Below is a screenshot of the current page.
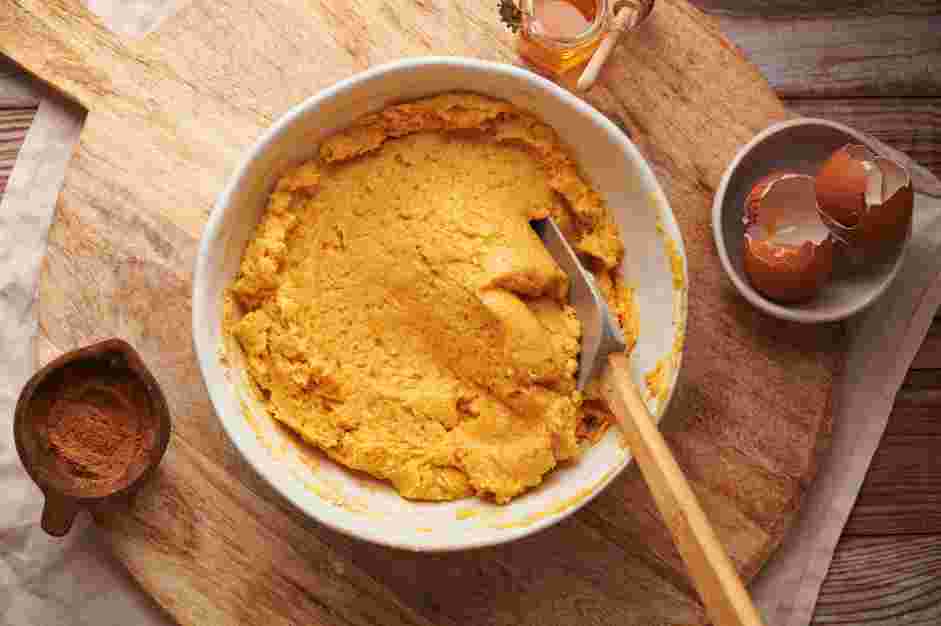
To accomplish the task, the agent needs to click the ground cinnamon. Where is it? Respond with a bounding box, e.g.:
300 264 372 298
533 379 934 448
40 364 154 490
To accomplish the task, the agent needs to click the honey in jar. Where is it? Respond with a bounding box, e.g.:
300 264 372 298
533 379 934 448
518 0 609 75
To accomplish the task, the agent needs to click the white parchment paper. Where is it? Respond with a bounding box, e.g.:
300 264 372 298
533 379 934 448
1 3 939 625
0 5 179 626
0 88 173 626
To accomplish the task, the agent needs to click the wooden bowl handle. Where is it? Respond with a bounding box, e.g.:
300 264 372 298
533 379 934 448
601 353 766 626
41 493 80 537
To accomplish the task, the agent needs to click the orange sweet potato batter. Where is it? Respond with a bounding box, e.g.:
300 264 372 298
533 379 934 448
227 94 634 503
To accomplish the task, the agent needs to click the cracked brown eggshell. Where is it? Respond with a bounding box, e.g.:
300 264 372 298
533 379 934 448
743 172 834 303
816 144 913 253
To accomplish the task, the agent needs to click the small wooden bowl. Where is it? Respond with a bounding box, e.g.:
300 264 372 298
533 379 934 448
14 339 171 536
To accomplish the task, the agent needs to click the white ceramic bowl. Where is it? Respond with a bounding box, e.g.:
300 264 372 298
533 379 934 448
194 57 687 551
713 117 910 323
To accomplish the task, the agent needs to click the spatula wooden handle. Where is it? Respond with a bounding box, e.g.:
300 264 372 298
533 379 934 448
601 353 766 626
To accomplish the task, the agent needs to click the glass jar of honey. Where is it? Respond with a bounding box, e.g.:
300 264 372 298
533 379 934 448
518 0 609 76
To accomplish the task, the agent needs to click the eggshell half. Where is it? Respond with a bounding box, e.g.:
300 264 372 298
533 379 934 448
744 237 835 303
743 172 834 303
816 144 913 253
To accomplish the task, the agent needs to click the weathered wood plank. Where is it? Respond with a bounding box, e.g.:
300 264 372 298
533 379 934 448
844 367 941 536
0 56 41 108
0 107 36 195
786 98 941 180
847 433 941 535
911 322 941 370
702 13 941 97
694 1 941 98
899 370 941 396
0 56 40 195
694 0 941 18
813 535 941 625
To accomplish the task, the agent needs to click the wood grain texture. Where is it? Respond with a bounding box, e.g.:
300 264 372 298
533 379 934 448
0 56 41 108
843 368 941 537
693 0 941 98
911 320 941 370
0 0 837 625
786 98 941 181
813 535 941 625
0 107 34 194
694 0 941 18
0 57 38 194
703 13 941 97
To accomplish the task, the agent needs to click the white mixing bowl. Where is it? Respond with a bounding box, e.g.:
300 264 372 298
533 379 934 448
193 57 687 551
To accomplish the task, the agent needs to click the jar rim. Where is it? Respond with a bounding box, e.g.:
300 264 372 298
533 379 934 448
523 0 609 48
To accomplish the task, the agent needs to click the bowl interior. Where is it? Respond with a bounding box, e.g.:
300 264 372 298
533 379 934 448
194 58 686 551
714 119 909 323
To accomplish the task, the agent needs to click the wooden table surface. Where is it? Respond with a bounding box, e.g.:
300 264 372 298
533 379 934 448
2 1 939 624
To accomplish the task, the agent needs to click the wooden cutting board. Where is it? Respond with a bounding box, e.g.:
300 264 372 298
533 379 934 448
1 1 841 624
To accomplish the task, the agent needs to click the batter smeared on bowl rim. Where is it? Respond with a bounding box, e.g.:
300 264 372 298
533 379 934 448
225 93 635 503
